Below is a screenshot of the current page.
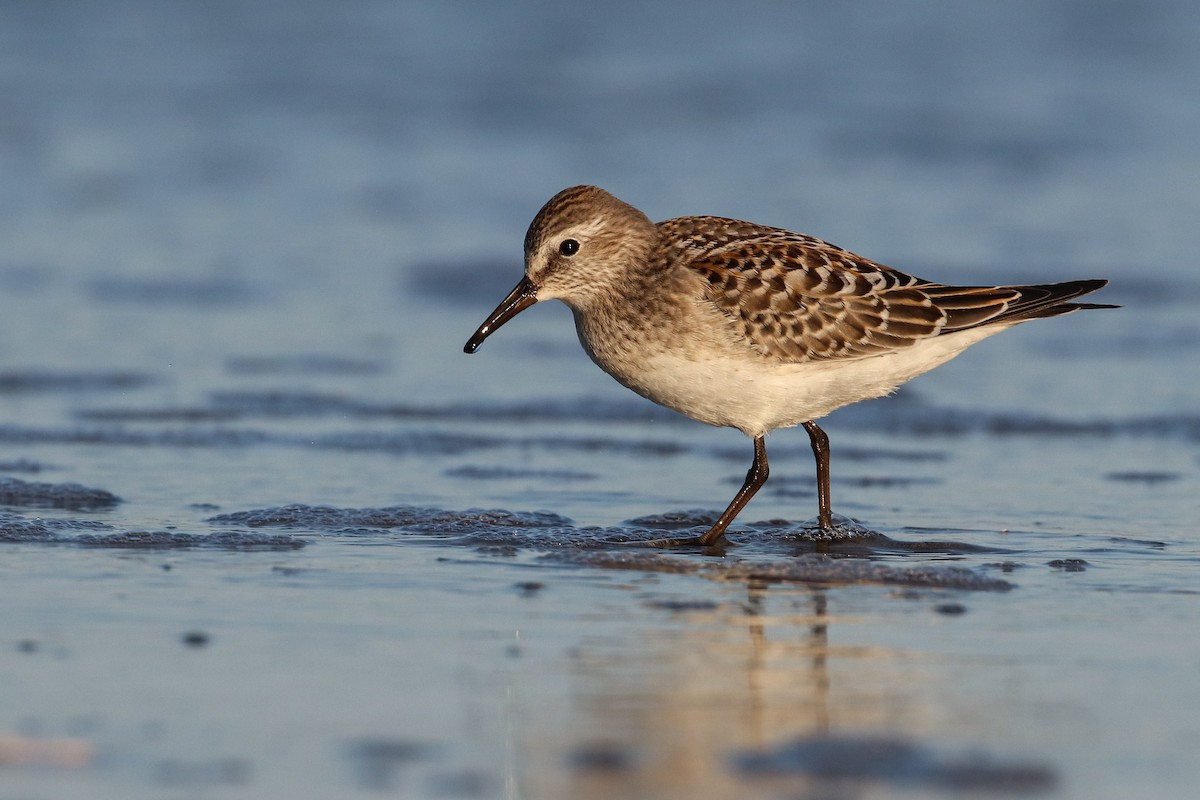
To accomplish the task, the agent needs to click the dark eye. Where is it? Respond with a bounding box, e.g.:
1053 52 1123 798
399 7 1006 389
558 239 580 257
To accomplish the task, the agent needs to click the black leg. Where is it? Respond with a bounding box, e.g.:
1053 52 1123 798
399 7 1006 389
695 435 769 546
802 421 832 529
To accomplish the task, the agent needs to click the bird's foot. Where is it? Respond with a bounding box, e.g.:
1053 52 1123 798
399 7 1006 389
796 514 877 541
631 532 728 549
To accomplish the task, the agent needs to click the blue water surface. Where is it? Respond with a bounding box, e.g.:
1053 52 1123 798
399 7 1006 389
0 2 1196 798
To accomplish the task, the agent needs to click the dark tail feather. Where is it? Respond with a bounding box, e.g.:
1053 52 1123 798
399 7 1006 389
994 279 1116 324
926 278 1115 331
1014 299 1120 321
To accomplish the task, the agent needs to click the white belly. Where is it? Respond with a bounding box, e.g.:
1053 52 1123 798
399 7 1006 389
588 326 1006 437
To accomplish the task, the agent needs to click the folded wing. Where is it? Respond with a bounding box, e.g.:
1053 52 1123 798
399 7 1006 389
663 217 1110 363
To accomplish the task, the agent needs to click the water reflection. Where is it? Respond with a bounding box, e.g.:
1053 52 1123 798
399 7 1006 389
535 584 1049 798
547 584 837 798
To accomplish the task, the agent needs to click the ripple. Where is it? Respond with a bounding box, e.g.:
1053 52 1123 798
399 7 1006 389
88 276 255 306
0 514 59 542
547 549 1012 591
1105 471 1181 484
225 354 385 377
76 530 305 550
734 733 1054 792
205 503 1012 590
0 477 120 511
443 465 596 481
0 459 50 473
0 370 153 393
0 511 301 550
207 503 572 530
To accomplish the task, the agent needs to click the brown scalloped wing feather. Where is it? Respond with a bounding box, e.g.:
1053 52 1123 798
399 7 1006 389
662 217 1107 362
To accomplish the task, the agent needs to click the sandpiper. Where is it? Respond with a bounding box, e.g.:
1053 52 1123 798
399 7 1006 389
464 186 1113 546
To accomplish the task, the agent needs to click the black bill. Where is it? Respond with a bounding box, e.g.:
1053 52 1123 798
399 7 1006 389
463 276 539 354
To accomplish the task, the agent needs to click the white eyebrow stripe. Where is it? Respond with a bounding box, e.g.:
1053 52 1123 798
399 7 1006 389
560 218 608 243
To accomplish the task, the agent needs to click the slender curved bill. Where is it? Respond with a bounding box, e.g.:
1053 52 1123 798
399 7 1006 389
463 276 539 354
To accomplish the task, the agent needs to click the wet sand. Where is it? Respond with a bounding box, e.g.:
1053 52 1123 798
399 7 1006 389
3 309 1196 798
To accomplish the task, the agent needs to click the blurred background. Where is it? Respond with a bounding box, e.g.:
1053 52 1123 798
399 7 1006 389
2 1 1195 423
1 2 1197 798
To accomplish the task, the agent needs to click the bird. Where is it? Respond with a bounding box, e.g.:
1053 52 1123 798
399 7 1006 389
464 185 1113 546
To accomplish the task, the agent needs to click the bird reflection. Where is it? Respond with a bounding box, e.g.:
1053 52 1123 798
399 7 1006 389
551 582 841 799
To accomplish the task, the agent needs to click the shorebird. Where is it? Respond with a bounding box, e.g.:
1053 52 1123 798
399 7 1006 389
465 186 1112 545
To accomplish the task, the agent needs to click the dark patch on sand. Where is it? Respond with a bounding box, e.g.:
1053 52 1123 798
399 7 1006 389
444 465 597 481
76 408 243 423
1105 471 1180 484
0 510 303 550
0 477 120 511
208 503 572 531
346 737 443 791
207 503 1012 591
0 459 50 473
734 733 1054 793
564 551 1013 591
567 741 636 774
0 370 152 393
76 530 305 550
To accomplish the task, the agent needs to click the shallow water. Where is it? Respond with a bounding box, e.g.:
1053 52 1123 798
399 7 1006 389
1 2 1198 798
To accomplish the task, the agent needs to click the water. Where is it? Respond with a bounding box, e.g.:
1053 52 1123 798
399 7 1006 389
1 1 1197 798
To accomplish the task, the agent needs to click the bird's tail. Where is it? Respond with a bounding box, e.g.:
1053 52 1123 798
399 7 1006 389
924 278 1116 332
992 279 1117 323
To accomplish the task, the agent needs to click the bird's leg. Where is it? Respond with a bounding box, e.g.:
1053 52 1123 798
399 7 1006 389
694 435 769 546
802 420 832 529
